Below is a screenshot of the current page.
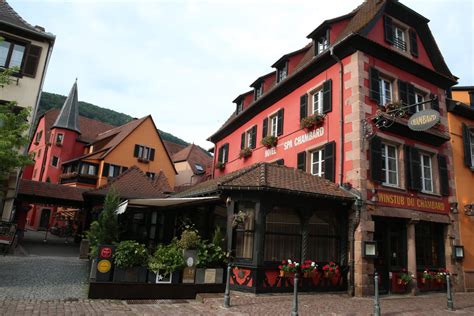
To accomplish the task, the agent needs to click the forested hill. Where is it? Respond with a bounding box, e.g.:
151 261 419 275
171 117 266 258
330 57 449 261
38 92 189 146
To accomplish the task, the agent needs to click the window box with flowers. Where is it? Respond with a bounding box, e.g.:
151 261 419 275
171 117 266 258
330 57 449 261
300 114 325 130
421 268 433 284
261 135 278 148
434 268 449 284
301 260 318 278
322 261 339 279
239 147 252 159
278 259 299 278
397 269 413 286
216 162 226 170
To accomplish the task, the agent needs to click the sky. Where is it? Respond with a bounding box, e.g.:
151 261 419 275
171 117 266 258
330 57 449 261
10 0 474 149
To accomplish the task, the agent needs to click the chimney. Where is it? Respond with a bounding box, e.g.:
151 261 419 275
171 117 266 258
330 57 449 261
34 25 45 32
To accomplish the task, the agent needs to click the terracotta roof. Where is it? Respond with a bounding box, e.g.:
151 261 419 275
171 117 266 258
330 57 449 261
172 144 212 175
163 140 187 157
17 179 88 202
38 109 115 144
85 166 170 199
175 162 354 201
0 0 55 40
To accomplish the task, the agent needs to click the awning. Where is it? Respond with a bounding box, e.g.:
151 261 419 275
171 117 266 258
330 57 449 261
127 196 221 208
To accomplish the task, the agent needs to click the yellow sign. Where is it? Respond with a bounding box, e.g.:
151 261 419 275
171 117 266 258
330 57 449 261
377 191 448 213
97 259 112 273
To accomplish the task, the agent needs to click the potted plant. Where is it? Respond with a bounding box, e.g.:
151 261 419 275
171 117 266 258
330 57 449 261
261 135 278 148
216 162 226 170
278 259 299 278
239 147 252 159
397 269 413 286
113 240 148 282
195 236 228 284
322 261 339 279
434 268 449 284
421 268 433 284
301 260 318 278
232 210 248 228
300 114 325 130
148 241 185 283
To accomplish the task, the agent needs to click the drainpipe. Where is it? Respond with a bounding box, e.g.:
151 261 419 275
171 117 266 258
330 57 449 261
329 47 344 186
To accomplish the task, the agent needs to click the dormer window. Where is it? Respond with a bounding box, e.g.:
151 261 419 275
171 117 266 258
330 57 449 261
236 100 244 115
277 62 288 83
317 36 329 55
393 25 407 51
254 83 263 100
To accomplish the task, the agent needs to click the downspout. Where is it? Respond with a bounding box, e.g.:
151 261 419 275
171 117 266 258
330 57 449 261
329 47 344 186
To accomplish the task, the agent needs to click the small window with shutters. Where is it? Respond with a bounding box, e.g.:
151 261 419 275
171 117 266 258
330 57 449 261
217 143 229 164
301 80 332 120
134 144 155 162
297 142 336 182
241 125 257 150
263 108 284 138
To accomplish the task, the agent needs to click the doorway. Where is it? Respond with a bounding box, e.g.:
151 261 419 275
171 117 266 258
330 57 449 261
39 208 51 230
373 217 407 294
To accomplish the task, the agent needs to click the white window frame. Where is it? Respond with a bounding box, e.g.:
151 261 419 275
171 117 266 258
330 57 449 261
317 36 329 54
312 88 324 115
420 153 433 193
255 84 263 99
380 78 393 106
219 146 227 164
415 93 425 112
245 128 253 148
236 101 244 115
310 148 325 177
393 26 407 51
137 145 152 160
277 62 288 82
381 143 399 187
270 114 279 137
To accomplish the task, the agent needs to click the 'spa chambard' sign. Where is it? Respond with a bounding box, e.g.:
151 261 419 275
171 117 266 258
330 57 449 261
408 109 440 131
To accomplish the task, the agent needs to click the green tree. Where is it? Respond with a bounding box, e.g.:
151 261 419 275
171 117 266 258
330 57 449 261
86 187 120 256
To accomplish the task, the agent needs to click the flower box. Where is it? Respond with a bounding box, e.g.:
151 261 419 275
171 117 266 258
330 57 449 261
239 147 252 159
279 270 295 278
147 270 181 284
113 266 147 283
195 268 224 284
216 162 226 170
300 114 325 130
261 136 278 148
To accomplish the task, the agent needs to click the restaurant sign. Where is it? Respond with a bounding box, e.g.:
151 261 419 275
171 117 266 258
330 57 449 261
408 109 440 131
375 190 448 213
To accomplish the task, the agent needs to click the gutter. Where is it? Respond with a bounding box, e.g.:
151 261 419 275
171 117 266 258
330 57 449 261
329 47 344 186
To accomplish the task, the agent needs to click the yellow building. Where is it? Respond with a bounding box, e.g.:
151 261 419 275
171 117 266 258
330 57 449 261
448 86 474 291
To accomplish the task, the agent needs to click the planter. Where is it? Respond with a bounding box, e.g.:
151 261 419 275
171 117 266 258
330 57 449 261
113 266 147 283
196 268 224 284
279 270 295 278
89 258 97 281
303 271 317 278
79 239 90 259
148 270 181 284
324 271 335 279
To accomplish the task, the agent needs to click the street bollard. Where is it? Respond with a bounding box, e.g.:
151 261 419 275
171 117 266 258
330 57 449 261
224 262 232 308
291 272 299 316
374 272 381 316
447 274 454 311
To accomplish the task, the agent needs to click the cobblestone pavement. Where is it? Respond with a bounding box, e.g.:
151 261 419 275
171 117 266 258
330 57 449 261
1 292 474 315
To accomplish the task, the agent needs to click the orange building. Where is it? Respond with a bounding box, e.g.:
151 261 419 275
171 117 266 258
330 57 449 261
448 86 474 291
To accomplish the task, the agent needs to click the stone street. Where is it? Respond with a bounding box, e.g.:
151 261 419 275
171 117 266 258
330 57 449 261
2 292 474 315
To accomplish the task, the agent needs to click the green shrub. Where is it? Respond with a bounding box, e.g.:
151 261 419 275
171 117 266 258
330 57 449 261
148 242 185 276
113 240 148 269
176 226 201 250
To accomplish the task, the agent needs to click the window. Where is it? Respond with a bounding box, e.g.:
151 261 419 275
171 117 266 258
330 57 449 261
415 222 444 268
146 172 155 179
235 100 244 115
217 143 229 164
134 145 155 161
312 88 324 114
51 156 59 167
55 133 64 145
242 126 257 149
415 93 425 112
37 149 41 159
0 39 26 69
195 164 204 173
277 62 288 83
33 168 37 178
264 207 301 262
108 165 121 178
254 83 263 100
307 212 339 262
393 26 407 51
270 114 278 137
317 35 329 54
310 148 325 177
80 163 97 176
381 144 398 186
420 154 433 193
380 78 392 106
34 130 42 144
235 202 255 260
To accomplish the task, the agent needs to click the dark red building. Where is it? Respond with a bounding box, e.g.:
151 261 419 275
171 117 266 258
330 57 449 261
208 0 463 295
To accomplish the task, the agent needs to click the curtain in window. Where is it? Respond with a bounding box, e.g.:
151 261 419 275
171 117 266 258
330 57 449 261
415 222 444 268
264 207 301 261
235 202 255 259
307 213 338 262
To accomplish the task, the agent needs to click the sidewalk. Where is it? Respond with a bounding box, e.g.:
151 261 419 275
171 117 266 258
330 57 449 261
1 292 474 315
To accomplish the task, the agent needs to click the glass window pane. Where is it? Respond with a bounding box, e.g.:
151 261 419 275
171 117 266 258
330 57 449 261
264 207 301 261
0 41 10 66
10 44 25 68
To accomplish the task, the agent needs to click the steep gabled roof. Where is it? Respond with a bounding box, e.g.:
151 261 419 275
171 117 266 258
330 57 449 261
163 140 187 157
0 0 55 41
209 0 457 143
175 162 354 200
85 166 170 199
52 81 81 134
172 144 212 175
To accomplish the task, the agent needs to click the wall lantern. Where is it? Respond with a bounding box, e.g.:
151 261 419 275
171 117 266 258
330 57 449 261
464 204 474 216
363 241 377 258
453 245 464 260
450 202 458 214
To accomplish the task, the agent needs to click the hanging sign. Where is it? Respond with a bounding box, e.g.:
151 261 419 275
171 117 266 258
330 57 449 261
408 109 440 131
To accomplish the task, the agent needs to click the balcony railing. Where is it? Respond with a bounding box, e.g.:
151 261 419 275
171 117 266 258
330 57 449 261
393 37 407 51
60 172 98 185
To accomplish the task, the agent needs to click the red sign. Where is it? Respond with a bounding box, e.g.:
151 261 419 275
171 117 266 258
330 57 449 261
100 247 112 259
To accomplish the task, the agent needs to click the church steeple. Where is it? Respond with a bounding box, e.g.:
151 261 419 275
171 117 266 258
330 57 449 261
52 79 81 134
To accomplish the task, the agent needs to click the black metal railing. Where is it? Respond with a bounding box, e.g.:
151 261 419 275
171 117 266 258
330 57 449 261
393 37 407 51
